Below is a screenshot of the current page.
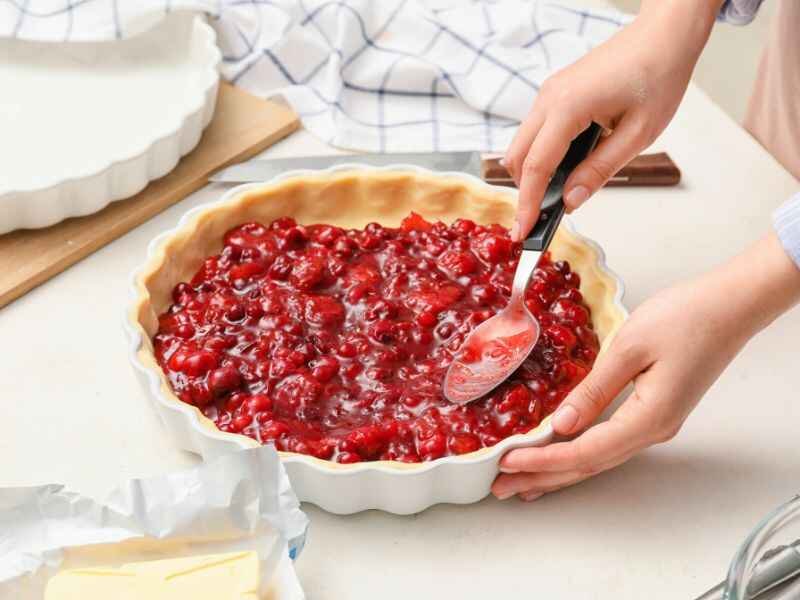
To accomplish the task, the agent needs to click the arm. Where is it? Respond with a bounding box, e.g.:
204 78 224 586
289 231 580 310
505 0 723 241
492 195 800 501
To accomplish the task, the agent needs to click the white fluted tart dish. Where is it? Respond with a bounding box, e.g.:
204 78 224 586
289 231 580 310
0 13 219 234
125 164 626 514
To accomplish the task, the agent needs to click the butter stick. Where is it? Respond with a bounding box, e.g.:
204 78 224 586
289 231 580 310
45 551 259 600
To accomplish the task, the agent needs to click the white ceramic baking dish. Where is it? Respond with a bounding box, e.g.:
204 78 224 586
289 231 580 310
124 164 628 515
0 13 220 234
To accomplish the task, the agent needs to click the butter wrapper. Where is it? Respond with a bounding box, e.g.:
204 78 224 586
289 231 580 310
0 446 309 599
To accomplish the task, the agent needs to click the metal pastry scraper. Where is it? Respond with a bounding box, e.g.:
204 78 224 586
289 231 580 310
209 150 681 187
443 122 603 405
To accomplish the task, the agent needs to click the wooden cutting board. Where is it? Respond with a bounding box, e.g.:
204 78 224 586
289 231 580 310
0 82 299 309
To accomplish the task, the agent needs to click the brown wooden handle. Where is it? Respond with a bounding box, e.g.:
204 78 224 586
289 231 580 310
481 151 681 187
608 152 681 186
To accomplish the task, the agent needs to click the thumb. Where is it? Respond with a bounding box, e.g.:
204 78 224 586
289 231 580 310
551 340 649 436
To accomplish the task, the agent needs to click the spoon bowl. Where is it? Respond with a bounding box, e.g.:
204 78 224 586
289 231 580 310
444 252 541 404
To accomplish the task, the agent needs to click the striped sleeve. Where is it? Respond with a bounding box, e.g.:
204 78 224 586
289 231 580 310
773 194 800 269
718 0 765 24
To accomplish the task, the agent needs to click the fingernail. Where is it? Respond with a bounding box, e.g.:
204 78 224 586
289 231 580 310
520 492 544 503
499 466 519 474
498 157 507 167
494 490 515 501
565 185 589 209
553 404 579 433
510 221 520 242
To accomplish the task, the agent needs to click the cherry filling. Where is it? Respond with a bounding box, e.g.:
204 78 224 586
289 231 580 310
153 213 599 463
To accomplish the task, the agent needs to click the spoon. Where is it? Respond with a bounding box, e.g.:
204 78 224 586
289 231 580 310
444 123 603 405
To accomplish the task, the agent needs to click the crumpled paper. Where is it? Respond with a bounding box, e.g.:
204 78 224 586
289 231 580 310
0 446 309 599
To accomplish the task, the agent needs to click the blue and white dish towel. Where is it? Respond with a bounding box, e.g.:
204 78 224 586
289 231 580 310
1 0 626 152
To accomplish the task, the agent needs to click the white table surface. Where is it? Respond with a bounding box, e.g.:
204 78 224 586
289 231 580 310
2 81 799 599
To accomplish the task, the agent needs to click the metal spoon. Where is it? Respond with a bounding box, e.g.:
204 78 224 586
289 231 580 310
444 123 603 405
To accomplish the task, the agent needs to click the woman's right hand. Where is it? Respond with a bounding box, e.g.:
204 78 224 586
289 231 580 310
505 0 722 241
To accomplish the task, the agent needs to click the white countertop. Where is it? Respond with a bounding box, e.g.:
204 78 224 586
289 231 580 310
1 82 798 599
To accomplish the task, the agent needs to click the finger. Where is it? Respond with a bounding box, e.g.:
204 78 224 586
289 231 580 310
517 473 592 502
518 490 545 502
562 115 651 211
493 470 587 499
499 397 650 474
504 108 546 187
550 337 650 436
493 448 636 499
518 472 594 501
514 115 586 241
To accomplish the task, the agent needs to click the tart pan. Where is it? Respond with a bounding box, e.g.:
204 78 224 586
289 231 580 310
125 165 627 515
0 13 220 234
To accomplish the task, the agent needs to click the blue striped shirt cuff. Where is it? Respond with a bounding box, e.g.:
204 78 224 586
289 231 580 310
718 0 765 24
773 194 800 270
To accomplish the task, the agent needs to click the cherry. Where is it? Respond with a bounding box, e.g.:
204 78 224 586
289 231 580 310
438 250 477 277
418 310 438 328
172 282 194 304
281 226 308 249
470 283 496 305
551 298 590 327
333 237 355 257
290 255 326 290
475 234 512 264
246 394 273 413
314 225 343 246
182 350 219 376
231 413 253 432
451 218 475 236
208 365 241 395
337 342 358 358
359 234 381 250
400 212 432 232
269 255 293 280
189 382 213 408
417 432 447 460
435 322 455 340
545 323 577 350
310 356 339 382
229 261 265 284
270 217 296 231
449 433 480 455
369 320 395 344
304 295 345 327
337 451 362 464
365 299 397 320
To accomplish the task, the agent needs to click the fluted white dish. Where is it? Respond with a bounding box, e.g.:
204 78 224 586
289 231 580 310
0 13 220 234
125 164 628 515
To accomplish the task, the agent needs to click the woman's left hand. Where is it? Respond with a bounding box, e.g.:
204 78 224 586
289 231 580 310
491 233 800 502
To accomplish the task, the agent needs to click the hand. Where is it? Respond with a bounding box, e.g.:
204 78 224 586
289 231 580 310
504 0 721 241
492 233 800 501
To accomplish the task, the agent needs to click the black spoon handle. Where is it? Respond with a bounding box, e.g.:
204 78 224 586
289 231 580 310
522 122 604 252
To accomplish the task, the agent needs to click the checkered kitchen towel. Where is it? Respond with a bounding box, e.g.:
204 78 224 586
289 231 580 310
1 0 627 153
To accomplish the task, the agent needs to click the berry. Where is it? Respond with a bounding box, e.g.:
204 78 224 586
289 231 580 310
449 433 480 455
400 212 432 232
208 365 241 395
438 250 477 277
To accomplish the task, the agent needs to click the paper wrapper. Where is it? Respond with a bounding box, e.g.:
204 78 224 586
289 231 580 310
0 446 309 599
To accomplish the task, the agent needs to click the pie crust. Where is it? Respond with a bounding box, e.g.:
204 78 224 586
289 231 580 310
127 167 626 476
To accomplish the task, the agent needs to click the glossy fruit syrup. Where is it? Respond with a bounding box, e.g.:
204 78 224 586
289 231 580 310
153 213 599 463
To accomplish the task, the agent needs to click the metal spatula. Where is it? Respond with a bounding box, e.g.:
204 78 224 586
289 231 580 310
444 122 603 405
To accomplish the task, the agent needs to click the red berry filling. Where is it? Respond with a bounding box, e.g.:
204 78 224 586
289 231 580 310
153 214 599 463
